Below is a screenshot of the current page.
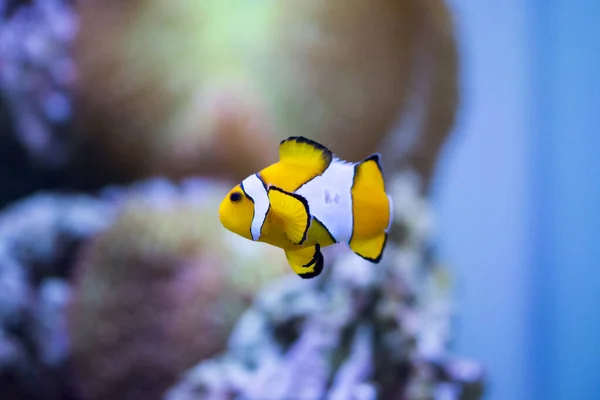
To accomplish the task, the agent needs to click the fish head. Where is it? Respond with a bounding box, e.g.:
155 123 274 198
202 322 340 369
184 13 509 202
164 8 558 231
219 184 254 240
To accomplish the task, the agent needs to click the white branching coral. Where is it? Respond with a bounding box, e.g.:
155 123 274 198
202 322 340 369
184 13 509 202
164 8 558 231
165 171 485 400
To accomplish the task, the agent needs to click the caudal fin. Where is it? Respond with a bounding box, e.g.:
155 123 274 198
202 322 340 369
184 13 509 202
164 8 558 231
348 153 392 263
350 232 388 263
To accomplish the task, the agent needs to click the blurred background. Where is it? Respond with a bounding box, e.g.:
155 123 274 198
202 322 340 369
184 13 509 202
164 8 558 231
0 0 598 400
432 1 600 400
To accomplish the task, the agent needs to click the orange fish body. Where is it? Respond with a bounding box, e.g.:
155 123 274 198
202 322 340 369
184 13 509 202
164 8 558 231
219 136 392 278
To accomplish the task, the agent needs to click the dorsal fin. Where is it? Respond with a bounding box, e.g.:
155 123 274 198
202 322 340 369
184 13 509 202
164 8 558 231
279 136 333 173
259 136 334 193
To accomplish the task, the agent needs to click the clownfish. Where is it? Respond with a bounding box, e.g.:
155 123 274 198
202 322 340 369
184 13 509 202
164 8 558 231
218 136 393 279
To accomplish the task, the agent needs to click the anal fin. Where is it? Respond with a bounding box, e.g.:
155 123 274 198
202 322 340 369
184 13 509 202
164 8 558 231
308 217 337 246
268 186 310 245
285 245 324 279
349 232 388 263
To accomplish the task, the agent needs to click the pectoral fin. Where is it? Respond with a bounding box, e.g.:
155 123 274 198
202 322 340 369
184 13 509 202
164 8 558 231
268 186 310 245
284 245 324 279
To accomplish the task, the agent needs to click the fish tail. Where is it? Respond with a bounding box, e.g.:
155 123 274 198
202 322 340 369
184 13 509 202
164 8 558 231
348 153 392 263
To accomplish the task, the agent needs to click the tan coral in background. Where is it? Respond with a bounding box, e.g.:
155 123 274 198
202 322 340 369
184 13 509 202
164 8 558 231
67 182 288 400
72 1 278 188
71 0 457 190
268 0 418 160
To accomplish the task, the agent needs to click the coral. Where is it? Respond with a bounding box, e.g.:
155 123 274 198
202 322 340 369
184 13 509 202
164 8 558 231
67 178 289 400
0 1 471 398
71 0 458 189
380 0 460 189
0 0 78 206
1 0 458 193
271 0 459 186
0 0 77 169
165 172 485 400
0 178 289 400
0 193 114 400
71 0 279 187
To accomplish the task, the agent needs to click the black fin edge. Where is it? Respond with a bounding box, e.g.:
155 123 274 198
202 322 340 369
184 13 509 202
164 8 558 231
269 186 311 245
313 216 337 243
297 245 324 279
347 153 388 252
352 233 388 264
280 136 333 167
364 153 383 168
255 173 268 191
354 153 386 191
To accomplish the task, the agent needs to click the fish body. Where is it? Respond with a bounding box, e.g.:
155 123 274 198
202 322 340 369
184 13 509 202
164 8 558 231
219 136 393 278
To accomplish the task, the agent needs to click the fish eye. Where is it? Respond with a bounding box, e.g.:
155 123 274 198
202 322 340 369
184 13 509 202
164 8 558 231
229 191 242 203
